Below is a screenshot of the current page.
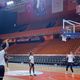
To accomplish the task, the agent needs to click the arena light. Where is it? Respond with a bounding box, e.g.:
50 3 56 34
6 1 14 6
36 0 40 8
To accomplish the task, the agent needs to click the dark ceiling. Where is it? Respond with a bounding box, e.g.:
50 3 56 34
0 0 80 34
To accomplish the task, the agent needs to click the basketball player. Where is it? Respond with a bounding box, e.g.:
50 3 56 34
65 51 75 74
28 51 36 76
0 39 9 80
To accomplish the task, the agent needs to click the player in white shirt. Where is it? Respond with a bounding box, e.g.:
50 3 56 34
0 39 9 80
29 51 36 76
66 51 75 74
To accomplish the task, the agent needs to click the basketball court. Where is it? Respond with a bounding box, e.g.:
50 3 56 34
0 0 80 80
3 63 80 80
2 19 80 80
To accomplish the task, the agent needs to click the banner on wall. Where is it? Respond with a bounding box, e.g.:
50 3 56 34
16 36 44 43
76 5 80 15
16 37 29 42
8 35 54 43
34 0 46 16
52 0 63 13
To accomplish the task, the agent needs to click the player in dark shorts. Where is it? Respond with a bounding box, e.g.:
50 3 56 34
29 51 36 76
4 53 9 68
0 39 9 80
65 51 75 76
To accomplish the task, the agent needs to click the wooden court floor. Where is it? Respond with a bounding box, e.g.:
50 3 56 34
4 63 80 80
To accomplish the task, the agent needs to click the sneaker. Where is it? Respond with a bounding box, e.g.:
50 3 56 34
34 74 36 76
30 74 32 76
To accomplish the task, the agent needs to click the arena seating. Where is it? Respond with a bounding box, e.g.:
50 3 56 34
7 38 80 66
8 55 80 66
7 42 41 54
33 39 80 54
7 39 80 54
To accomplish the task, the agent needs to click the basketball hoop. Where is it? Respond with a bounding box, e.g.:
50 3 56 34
61 19 80 41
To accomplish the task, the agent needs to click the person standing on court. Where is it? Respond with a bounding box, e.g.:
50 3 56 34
28 51 36 76
65 51 75 74
0 39 9 80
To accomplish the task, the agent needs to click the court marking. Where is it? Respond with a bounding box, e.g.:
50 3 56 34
4 63 80 80
5 71 80 80
5 70 43 76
